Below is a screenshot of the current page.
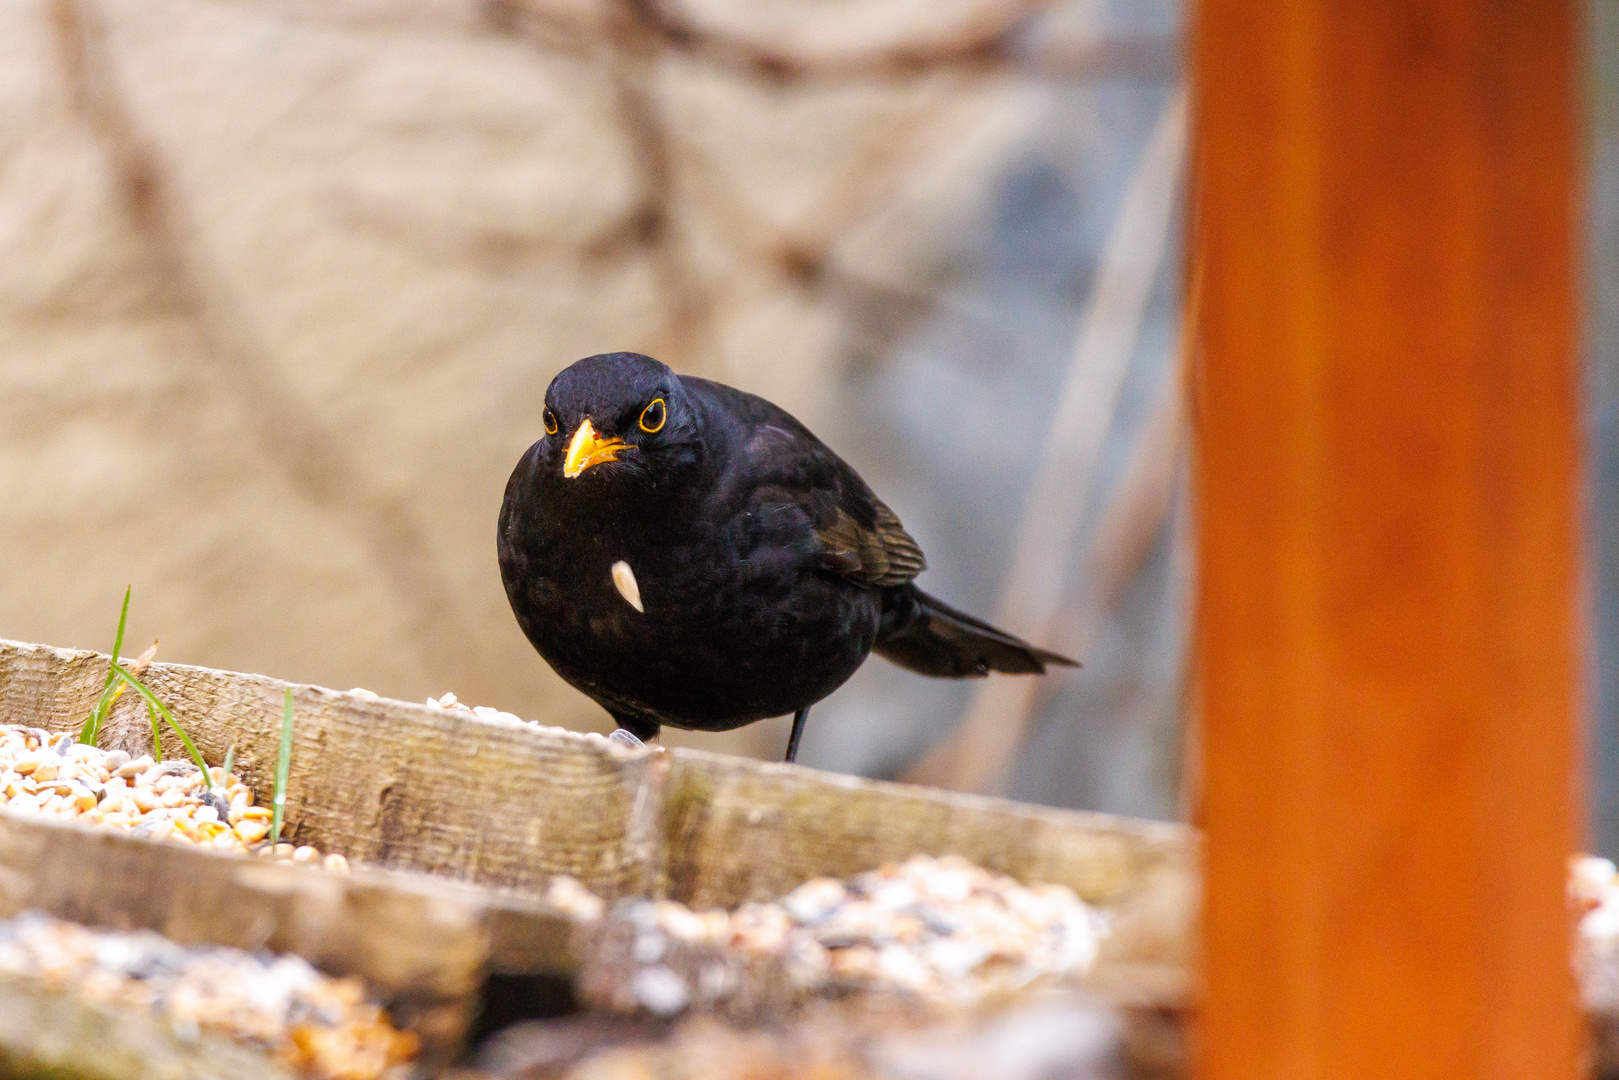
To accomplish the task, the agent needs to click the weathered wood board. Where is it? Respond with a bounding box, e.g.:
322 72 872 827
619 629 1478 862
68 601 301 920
0 639 661 899
660 752 1196 972
466 993 1179 1080
0 805 578 1059
0 638 1198 994
0 972 295 1080
0 806 573 984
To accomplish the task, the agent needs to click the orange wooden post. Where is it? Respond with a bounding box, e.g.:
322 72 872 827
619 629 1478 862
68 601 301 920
1193 2 1581 1078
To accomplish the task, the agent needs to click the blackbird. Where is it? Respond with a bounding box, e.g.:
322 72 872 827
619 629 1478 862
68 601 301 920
498 352 1076 763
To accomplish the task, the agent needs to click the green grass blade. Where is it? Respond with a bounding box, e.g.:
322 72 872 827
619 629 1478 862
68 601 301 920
271 689 293 847
79 586 131 745
109 661 208 777
146 701 163 761
220 744 235 790
80 678 121 748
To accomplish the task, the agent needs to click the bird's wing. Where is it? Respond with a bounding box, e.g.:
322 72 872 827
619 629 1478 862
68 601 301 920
685 377 928 589
813 497 927 588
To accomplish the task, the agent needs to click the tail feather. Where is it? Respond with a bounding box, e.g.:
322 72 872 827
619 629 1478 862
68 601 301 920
874 585 1079 678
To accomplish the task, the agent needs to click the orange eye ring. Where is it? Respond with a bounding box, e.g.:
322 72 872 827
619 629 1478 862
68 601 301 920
639 398 666 434
544 408 559 436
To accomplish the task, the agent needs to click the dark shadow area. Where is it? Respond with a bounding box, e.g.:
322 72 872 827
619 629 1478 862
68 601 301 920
462 973 580 1059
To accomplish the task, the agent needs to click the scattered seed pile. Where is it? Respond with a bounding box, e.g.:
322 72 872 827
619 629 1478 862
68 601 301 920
0 911 416 1078
1579 858 1619 1073
552 854 1108 1012
1575 855 1619 944
0 725 346 869
421 691 533 729
423 692 642 751
1571 856 1619 1017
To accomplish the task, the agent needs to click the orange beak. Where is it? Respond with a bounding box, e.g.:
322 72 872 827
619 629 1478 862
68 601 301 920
562 418 628 478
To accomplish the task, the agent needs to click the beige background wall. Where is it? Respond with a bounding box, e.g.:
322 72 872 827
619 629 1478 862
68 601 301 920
0 0 1191 795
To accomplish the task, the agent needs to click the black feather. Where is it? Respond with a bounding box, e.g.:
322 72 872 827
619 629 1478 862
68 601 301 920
875 584 1078 678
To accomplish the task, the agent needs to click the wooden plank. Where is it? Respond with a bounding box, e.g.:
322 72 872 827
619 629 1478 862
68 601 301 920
0 639 664 898
467 991 1178 1080
0 806 576 1058
0 637 1198 1003
1193 1 1580 1077
659 751 1196 974
0 973 295 1080
0 638 1192 904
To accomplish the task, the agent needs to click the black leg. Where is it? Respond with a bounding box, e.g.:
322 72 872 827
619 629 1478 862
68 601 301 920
785 707 809 764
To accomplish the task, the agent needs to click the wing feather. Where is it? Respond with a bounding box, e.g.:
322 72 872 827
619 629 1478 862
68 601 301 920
815 498 926 587
682 374 928 589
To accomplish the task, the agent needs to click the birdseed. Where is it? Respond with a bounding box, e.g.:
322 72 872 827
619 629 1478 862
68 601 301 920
0 910 416 1079
423 691 651 753
559 854 1108 1011
0 725 343 867
1575 854 1619 942
425 692 534 729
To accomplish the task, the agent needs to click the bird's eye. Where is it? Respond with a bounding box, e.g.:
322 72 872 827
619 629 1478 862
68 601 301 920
543 408 558 436
639 398 666 434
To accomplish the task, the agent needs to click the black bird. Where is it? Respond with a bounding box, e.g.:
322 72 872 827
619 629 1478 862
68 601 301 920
498 352 1076 763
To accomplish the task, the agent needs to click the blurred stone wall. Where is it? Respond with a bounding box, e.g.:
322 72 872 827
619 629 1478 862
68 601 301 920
0 0 1190 807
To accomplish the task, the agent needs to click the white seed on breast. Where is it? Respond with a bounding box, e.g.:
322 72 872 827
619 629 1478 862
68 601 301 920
611 560 644 613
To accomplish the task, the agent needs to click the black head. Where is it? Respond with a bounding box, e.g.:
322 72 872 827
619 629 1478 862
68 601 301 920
532 352 700 487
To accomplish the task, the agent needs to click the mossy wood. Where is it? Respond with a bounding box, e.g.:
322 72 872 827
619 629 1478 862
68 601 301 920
0 639 1195 985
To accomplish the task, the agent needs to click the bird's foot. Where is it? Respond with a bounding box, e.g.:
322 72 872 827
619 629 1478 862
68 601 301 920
608 728 648 751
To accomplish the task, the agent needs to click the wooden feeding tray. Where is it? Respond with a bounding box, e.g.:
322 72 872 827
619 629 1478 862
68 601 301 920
0 638 1197 1063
